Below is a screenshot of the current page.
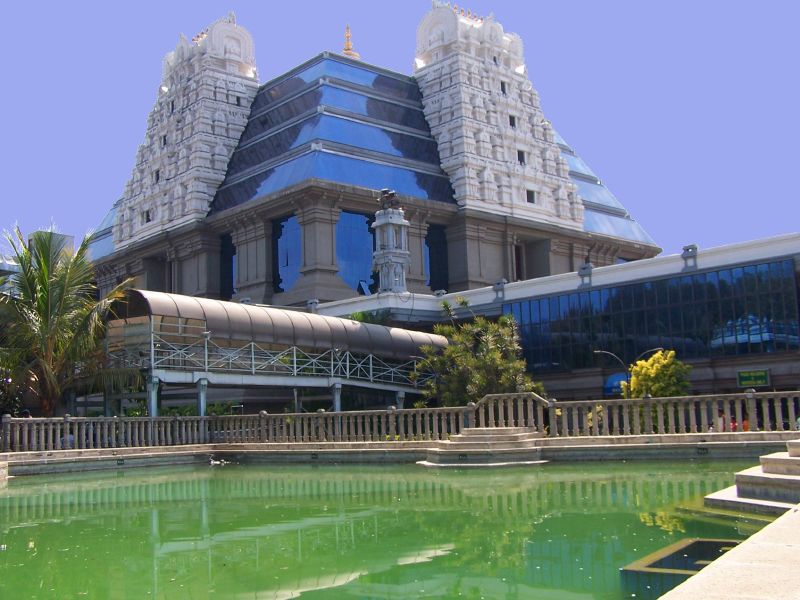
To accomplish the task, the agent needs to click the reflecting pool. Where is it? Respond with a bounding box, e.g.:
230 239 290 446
0 460 763 599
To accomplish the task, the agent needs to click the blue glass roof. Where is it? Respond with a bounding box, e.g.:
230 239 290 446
583 208 656 245
88 206 117 261
211 55 454 214
213 151 454 212
556 131 657 247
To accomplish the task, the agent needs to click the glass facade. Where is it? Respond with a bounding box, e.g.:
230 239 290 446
336 212 376 294
502 259 800 373
272 216 301 293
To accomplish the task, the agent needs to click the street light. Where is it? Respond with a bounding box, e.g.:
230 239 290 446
593 347 664 398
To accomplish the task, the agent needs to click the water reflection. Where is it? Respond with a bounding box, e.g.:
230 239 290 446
0 462 760 599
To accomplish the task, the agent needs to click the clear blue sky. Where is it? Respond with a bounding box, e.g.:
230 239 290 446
1 1 797 255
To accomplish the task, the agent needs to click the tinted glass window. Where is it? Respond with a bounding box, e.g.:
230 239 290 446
272 216 301 293
336 212 376 294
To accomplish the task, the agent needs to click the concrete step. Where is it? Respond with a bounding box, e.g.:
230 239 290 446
436 440 539 450
422 447 543 465
760 452 800 476
429 444 541 454
734 465 800 504
417 459 548 469
448 433 541 444
704 485 795 516
788 439 800 457
459 427 539 437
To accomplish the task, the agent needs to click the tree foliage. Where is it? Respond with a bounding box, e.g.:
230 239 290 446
0 229 137 415
414 298 544 406
620 350 691 398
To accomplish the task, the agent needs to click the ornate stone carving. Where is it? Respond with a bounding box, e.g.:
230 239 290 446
112 16 259 250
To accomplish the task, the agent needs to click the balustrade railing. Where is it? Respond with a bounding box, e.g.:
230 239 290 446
1 406 473 452
3 392 798 452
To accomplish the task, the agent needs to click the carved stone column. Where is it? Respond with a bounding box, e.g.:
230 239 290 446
230 219 272 304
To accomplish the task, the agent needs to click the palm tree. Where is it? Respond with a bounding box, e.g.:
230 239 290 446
0 228 137 416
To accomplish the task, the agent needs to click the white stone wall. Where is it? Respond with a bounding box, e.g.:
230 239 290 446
414 4 583 230
113 13 259 249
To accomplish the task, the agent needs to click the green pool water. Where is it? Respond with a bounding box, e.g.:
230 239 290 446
0 460 763 599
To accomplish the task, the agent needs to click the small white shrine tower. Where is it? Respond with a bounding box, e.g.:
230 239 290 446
371 189 411 293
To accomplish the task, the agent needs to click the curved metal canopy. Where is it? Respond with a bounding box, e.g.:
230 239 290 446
116 290 447 360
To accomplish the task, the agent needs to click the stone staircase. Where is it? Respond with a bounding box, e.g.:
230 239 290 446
416 427 548 468
705 439 800 515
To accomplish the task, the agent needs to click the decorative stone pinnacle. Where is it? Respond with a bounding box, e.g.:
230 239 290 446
343 24 361 60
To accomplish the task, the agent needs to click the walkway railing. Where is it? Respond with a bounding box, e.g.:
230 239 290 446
106 325 434 389
3 391 799 452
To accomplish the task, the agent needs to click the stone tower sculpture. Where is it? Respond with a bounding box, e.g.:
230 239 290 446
372 189 411 293
112 13 259 249
413 3 584 227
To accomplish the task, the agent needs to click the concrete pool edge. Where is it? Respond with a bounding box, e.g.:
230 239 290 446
658 503 800 599
0 435 793 476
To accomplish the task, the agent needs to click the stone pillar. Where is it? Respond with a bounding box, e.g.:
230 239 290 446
197 378 208 417
230 219 272 304
395 391 406 409
405 211 430 294
278 199 352 305
147 376 160 417
332 384 342 413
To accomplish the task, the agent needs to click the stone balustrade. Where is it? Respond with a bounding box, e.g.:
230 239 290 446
0 406 473 452
2 391 798 452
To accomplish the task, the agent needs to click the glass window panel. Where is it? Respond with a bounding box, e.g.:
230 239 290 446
692 273 707 302
511 302 522 324
718 269 734 298
559 295 570 319
530 300 541 324
667 277 681 304
679 276 693 303
706 271 720 301
336 212 376 294
272 216 301 293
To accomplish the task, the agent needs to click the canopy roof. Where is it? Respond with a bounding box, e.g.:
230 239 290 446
114 290 447 360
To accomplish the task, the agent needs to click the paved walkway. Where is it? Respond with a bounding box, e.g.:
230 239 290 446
660 504 800 599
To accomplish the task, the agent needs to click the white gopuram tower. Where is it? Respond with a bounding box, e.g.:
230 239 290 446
372 190 411 293
113 13 259 249
414 2 584 228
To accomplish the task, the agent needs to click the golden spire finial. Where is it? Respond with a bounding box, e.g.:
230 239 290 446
343 24 361 60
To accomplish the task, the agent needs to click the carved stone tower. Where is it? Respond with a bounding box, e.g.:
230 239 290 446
413 3 584 228
113 13 259 249
372 190 411 293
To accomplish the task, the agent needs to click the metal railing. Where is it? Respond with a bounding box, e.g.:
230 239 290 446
108 335 432 389
3 391 799 452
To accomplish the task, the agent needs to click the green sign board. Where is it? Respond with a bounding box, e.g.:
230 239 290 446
737 369 770 388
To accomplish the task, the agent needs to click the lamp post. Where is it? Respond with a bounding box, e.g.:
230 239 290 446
593 347 664 398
